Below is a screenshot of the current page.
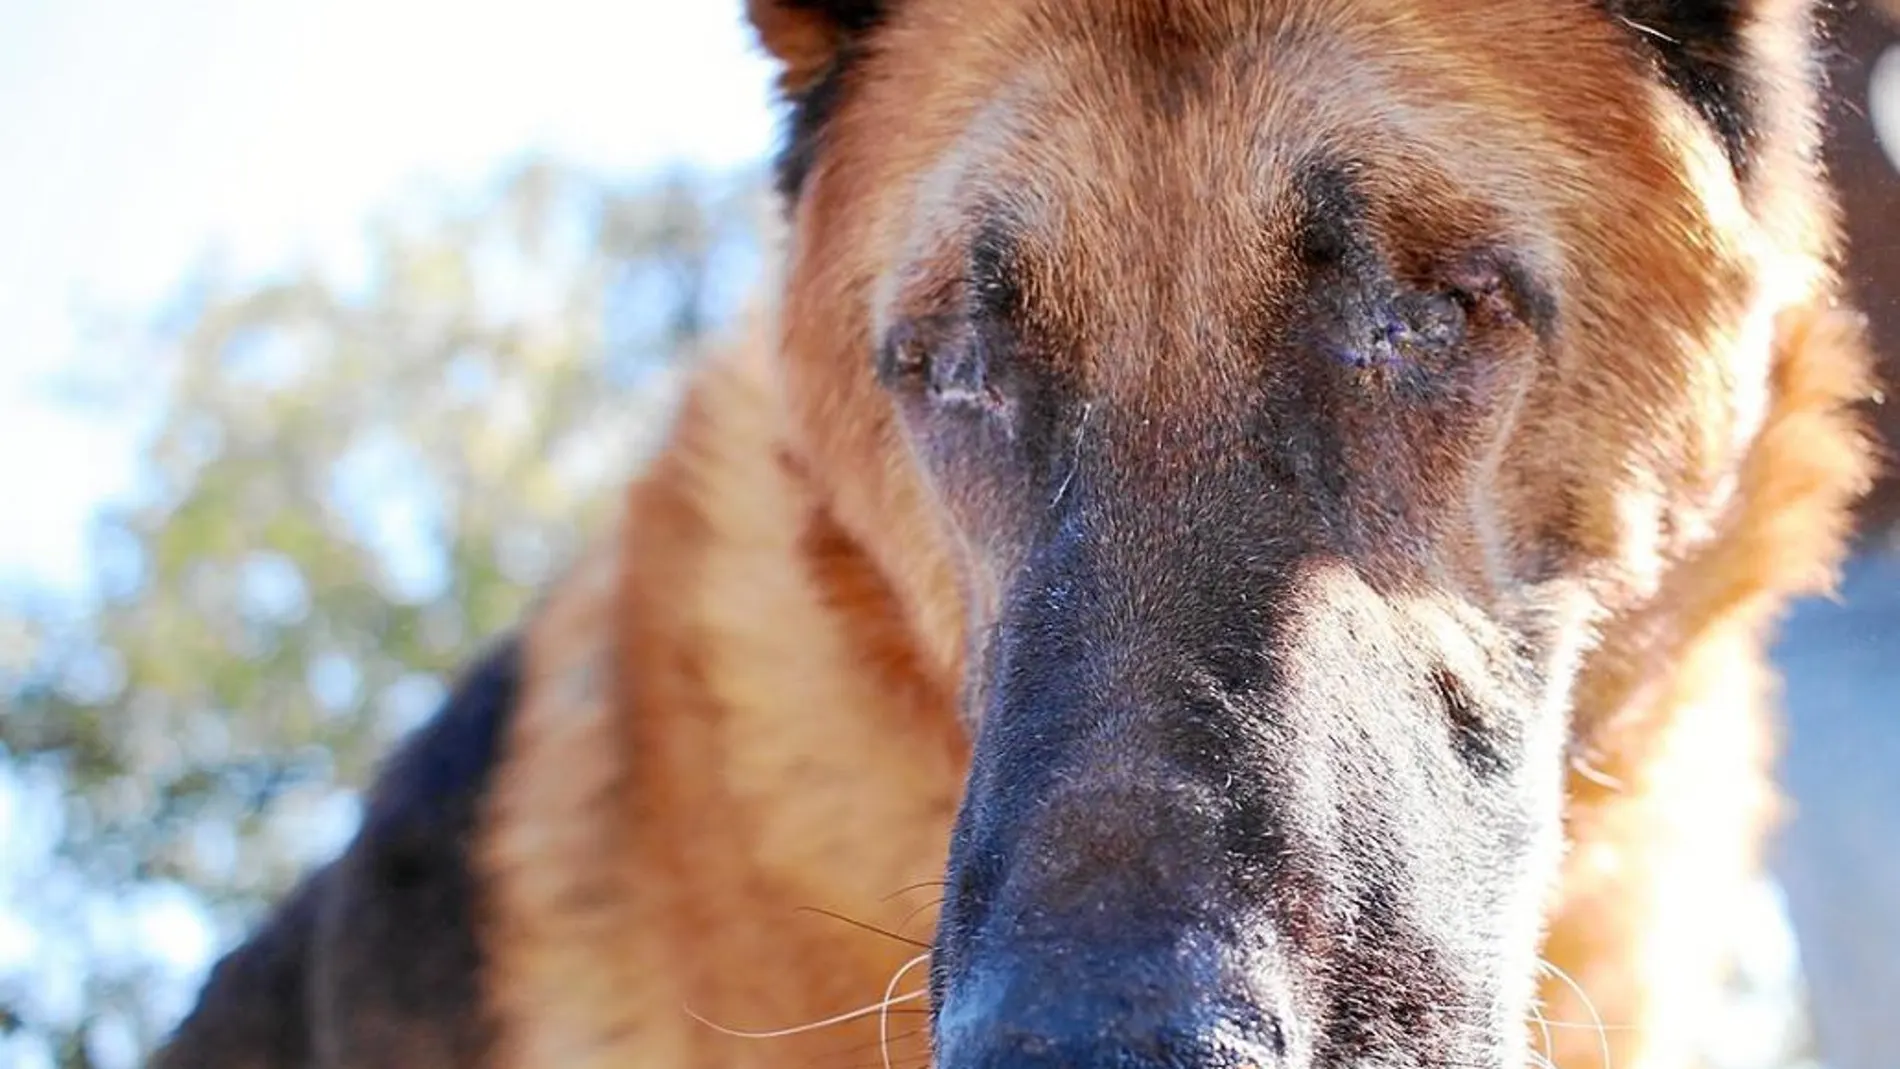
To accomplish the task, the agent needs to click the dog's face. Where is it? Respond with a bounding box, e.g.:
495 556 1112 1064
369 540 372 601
751 0 1826 1064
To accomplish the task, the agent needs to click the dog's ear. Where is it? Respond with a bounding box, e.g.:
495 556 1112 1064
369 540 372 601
1599 0 1821 177
748 1 887 198
748 1 883 94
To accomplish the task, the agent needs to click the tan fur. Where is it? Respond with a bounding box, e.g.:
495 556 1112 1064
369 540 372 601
1544 304 1872 1068
475 3 1875 1067
482 342 967 1068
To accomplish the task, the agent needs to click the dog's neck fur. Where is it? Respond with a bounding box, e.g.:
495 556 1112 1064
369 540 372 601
1544 296 1872 1068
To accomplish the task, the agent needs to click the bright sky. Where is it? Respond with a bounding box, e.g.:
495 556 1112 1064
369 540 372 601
0 0 780 595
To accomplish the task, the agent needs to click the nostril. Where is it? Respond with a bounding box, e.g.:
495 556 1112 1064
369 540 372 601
1430 664 1510 779
1259 1012 1289 1060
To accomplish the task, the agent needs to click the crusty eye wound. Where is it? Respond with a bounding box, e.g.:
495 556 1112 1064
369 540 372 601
1332 260 1534 372
1292 158 1554 381
1336 287 1468 371
1305 261 1512 383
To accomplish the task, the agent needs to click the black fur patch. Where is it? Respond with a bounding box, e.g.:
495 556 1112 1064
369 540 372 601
152 874 326 1068
783 0 884 34
776 53 856 201
155 636 522 1069
771 1 887 200
1600 0 1764 173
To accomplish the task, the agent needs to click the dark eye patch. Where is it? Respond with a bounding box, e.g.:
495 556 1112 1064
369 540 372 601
1294 162 1464 375
968 216 1025 322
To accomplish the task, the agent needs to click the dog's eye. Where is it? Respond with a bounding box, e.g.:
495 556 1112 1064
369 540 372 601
1444 252 1552 338
878 317 1008 414
927 336 996 408
878 320 933 386
1446 273 1514 327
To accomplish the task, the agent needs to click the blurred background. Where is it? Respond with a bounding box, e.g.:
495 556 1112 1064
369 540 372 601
0 3 1892 1068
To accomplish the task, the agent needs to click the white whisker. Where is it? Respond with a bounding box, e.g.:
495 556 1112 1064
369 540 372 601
1539 959 1614 1069
1615 15 1679 44
1051 402 1092 508
882 952 934 1069
682 989 928 1040
1529 1003 1556 1065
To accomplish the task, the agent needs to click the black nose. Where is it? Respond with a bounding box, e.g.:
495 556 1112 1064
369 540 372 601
933 947 1291 1069
932 760 1293 1068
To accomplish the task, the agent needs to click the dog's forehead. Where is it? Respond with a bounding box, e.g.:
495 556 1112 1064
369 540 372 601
867 0 1620 111
865 0 1588 351
849 0 1649 224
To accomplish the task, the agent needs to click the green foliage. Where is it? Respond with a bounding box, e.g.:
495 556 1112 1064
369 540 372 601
0 159 770 1068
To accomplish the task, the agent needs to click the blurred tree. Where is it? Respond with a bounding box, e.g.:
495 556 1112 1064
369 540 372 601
0 158 772 1068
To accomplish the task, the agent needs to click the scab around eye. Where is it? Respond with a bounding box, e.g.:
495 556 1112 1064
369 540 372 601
1339 289 1468 371
1395 290 1468 350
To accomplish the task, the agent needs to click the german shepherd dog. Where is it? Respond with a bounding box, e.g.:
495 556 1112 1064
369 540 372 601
156 1 1876 1067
